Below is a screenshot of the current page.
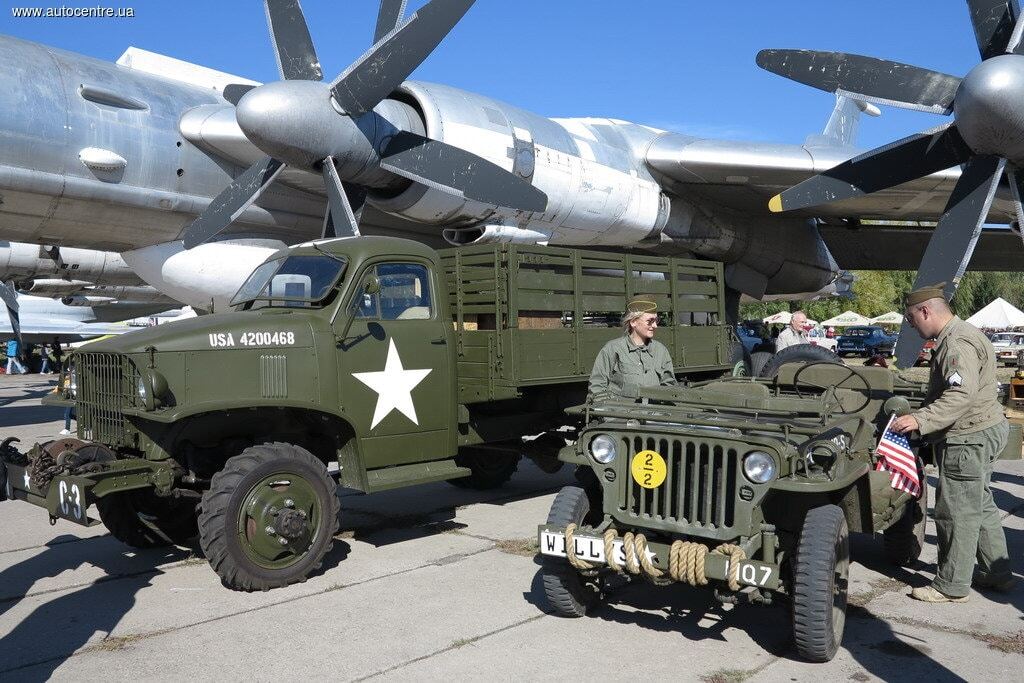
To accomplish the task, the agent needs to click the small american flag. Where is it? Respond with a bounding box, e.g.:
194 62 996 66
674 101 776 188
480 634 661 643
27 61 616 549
875 413 921 498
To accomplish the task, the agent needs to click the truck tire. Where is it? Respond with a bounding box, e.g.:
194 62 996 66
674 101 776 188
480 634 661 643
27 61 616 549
883 477 928 566
97 491 199 549
792 504 849 663
198 442 340 592
541 486 602 618
761 344 843 378
750 350 773 377
449 448 520 490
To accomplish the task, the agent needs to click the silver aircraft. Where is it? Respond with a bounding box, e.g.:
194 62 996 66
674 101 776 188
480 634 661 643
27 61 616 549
0 0 1017 322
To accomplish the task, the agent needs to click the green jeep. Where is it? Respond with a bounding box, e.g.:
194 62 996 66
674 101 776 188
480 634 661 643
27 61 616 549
537 358 1020 662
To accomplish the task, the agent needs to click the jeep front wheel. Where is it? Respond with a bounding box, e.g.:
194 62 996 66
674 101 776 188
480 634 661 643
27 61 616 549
540 486 603 618
792 504 849 662
198 442 340 591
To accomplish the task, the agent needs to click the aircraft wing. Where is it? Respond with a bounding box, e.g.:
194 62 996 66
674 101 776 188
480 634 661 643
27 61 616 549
0 317 142 344
645 135 1015 223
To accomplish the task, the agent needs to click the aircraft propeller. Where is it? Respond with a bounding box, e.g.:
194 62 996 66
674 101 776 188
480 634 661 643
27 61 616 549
183 0 547 250
757 0 1024 368
0 280 21 347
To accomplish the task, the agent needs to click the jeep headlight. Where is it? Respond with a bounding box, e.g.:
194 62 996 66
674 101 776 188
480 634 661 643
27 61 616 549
136 375 151 408
743 451 777 484
589 434 617 464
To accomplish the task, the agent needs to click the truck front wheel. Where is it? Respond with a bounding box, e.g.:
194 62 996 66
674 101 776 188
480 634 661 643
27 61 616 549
792 504 849 662
198 443 340 591
540 486 603 618
97 491 198 548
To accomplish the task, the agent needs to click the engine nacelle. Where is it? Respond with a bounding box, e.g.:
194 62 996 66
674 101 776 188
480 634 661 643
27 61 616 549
0 241 142 285
20 278 90 296
443 224 552 246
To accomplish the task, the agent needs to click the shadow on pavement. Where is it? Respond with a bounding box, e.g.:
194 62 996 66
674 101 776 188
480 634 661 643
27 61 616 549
0 534 191 682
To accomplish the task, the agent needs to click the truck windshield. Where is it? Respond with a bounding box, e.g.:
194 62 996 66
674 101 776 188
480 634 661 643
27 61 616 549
231 255 346 309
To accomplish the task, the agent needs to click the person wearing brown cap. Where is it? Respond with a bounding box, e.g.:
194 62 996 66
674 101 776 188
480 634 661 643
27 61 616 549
892 283 1013 603
588 295 677 401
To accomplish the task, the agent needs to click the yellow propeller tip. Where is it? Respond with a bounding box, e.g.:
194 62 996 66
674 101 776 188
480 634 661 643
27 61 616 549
768 195 783 213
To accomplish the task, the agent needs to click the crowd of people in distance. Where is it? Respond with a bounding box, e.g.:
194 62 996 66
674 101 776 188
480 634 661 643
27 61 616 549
3 338 64 375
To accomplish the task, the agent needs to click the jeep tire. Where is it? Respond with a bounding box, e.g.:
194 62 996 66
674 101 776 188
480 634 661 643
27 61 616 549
198 442 340 592
541 485 602 617
883 477 928 566
792 504 849 662
97 490 199 548
449 447 520 490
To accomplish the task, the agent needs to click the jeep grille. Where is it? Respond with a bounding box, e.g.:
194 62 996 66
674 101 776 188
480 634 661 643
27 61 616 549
76 352 139 448
615 435 741 537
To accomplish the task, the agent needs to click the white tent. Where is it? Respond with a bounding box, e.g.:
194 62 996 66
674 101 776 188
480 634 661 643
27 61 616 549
870 311 903 325
821 310 872 327
762 311 791 324
965 298 1024 330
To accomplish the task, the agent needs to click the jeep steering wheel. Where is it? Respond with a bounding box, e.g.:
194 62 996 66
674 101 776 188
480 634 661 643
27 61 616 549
790 361 872 414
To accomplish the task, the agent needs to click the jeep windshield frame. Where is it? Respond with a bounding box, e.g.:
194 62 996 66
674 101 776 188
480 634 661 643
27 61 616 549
231 254 347 309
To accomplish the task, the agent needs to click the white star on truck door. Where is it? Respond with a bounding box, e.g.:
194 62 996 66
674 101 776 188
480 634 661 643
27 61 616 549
352 339 432 429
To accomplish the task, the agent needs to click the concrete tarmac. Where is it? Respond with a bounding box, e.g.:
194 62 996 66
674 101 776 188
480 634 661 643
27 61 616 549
1 375 1022 681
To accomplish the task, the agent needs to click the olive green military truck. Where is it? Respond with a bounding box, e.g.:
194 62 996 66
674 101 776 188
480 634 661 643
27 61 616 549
0 236 739 591
536 357 1019 662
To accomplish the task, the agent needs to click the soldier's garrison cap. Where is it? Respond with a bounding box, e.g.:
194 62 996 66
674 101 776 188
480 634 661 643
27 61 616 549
904 282 949 308
626 295 658 314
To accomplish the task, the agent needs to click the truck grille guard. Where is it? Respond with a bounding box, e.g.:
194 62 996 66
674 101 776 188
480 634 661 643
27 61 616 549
75 352 140 448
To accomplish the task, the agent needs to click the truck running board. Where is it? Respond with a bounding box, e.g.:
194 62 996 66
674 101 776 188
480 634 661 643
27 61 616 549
364 459 471 493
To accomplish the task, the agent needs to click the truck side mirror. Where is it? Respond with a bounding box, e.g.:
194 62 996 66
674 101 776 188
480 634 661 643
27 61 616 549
364 276 381 295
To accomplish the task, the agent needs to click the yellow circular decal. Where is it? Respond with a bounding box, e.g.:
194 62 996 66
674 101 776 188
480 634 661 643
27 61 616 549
631 450 667 489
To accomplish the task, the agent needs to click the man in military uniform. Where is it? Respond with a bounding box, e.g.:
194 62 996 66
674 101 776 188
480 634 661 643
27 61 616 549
892 284 1013 603
774 310 809 352
589 295 676 401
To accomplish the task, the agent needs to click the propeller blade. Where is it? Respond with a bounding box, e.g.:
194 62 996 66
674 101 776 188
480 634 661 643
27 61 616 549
756 49 961 115
1009 168 1024 233
321 157 362 239
331 0 474 118
380 131 547 213
374 0 408 43
769 124 973 213
1007 9 1024 53
894 155 1007 368
264 0 323 81
182 157 286 249
0 280 21 347
968 0 1019 60
223 83 257 106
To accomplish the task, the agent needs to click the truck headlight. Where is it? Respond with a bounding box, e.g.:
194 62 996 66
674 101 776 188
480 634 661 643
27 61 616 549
136 375 151 409
136 369 168 411
743 451 776 484
589 434 617 464
68 368 77 398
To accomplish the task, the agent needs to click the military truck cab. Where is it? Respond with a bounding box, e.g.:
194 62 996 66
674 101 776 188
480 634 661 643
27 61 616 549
2 236 739 591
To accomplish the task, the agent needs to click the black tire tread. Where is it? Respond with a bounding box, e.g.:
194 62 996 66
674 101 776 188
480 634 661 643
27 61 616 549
97 491 198 549
792 504 848 663
448 449 520 490
761 344 842 378
198 442 340 592
541 486 600 618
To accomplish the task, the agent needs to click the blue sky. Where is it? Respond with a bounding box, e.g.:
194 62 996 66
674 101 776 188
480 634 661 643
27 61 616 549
2 1 982 149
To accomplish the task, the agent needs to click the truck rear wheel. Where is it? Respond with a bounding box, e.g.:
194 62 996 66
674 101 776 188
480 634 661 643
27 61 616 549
97 491 199 548
883 477 928 566
541 486 602 618
761 344 842 378
449 448 520 490
198 442 340 592
792 504 849 662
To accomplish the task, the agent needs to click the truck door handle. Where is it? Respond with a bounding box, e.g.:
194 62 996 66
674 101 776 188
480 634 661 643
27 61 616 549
431 337 447 345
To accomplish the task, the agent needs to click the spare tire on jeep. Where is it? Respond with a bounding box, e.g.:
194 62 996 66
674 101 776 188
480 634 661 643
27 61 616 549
760 344 843 378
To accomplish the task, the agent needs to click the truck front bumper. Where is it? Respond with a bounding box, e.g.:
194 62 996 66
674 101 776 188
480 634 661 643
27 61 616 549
1 440 172 527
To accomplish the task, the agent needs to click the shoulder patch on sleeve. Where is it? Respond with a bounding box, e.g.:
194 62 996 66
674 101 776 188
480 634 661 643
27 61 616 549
947 371 963 386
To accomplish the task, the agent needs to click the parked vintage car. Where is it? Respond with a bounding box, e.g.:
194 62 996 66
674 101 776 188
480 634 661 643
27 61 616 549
807 327 837 353
990 331 1024 366
836 326 897 357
